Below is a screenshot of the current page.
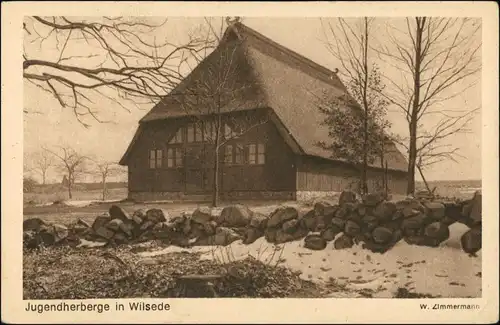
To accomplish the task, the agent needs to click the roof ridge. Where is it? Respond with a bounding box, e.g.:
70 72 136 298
232 22 344 89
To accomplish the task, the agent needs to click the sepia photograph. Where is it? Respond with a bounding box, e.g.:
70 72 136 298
2 1 498 324
21 14 484 300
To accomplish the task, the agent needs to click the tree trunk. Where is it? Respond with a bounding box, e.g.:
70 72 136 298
102 175 107 201
360 17 370 195
211 114 222 207
406 18 424 196
42 171 46 185
68 173 73 199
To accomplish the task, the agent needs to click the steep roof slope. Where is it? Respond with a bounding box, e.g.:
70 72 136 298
120 22 408 172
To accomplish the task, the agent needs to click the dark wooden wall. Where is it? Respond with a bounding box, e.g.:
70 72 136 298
127 109 297 195
296 155 408 194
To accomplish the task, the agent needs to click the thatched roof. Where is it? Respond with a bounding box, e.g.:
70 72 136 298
120 22 408 172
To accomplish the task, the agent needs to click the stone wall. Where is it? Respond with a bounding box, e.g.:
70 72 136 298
24 190 482 256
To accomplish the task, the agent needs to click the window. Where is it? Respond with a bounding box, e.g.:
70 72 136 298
187 124 194 143
224 122 240 139
235 144 244 164
257 144 265 164
156 149 163 168
175 148 183 167
248 144 256 164
167 147 183 168
149 149 163 169
224 145 233 164
167 148 174 168
169 128 183 144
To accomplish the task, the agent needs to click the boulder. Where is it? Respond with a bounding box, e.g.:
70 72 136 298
404 235 440 247
424 222 450 242
372 226 394 244
243 228 263 245
443 202 463 221
401 214 428 237
361 215 379 232
94 226 115 240
182 218 193 235
440 215 457 226
106 218 124 232
275 229 296 244
112 232 129 245
362 193 385 207
339 191 357 206
192 207 215 225
469 191 482 224
204 221 217 236
145 208 168 224
321 227 340 241
139 220 155 231
314 201 337 217
249 212 268 229
402 207 421 218
219 204 253 227
299 210 317 231
461 200 473 219
267 207 298 228
291 226 310 240
131 209 146 225
362 240 391 254
334 234 354 250
373 201 397 223
344 220 361 237
331 217 346 230
264 228 277 243
357 204 367 217
461 227 481 255
92 215 112 232
109 205 131 222
23 218 47 232
423 202 445 220
282 219 299 234
213 227 242 246
51 224 69 243
304 234 327 250
188 223 205 239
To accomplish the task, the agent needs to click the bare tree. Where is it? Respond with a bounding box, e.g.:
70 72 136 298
23 16 214 125
46 146 88 199
27 149 54 185
319 18 391 194
91 160 126 201
376 18 481 194
171 17 268 207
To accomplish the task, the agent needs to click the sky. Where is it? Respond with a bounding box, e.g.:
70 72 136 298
23 17 482 183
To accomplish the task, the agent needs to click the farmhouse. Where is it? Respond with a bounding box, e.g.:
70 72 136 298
119 22 408 202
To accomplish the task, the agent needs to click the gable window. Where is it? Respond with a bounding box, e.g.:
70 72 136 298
248 143 265 165
187 122 204 142
167 147 184 168
149 149 163 169
224 145 233 164
224 122 240 139
169 128 183 144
